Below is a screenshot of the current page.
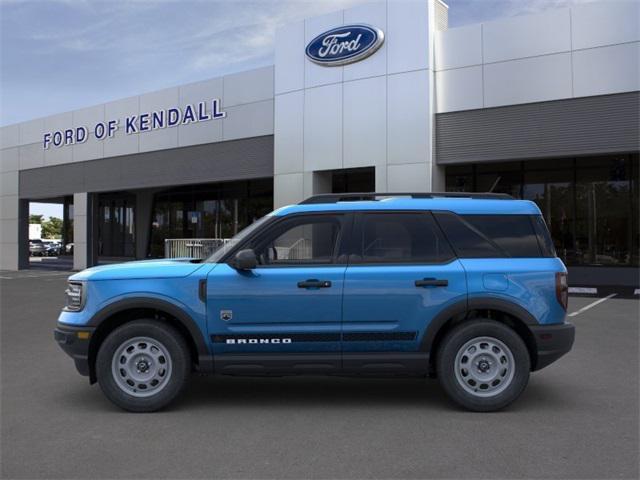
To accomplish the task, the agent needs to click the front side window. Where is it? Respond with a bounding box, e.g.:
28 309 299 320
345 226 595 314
253 216 342 266
207 215 271 263
355 212 454 264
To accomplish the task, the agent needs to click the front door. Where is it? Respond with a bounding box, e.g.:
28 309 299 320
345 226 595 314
206 213 351 373
341 212 467 371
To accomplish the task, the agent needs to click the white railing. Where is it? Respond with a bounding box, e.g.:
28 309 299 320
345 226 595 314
275 238 312 260
164 238 231 259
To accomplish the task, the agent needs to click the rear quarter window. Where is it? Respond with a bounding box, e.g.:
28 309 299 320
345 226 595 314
434 212 551 258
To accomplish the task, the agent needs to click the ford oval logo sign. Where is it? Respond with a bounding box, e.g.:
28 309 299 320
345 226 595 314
306 24 384 66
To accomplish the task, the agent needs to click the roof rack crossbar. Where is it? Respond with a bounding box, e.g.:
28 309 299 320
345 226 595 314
298 192 513 204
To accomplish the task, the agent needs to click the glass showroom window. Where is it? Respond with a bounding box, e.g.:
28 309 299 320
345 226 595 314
523 159 575 264
574 156 636 266
476 162 523 198
445 154 639 267
148 179 272 258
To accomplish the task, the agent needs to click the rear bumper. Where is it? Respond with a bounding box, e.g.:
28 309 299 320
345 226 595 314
54 324 95 377
530 322 575 371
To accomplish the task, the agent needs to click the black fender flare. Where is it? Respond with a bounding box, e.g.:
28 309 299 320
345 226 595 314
87 297 213 374
467 297 539 325
420 298 467 353
420 296 538 353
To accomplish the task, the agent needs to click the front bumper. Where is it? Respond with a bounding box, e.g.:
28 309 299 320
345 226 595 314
54 324 95 377
530 322 575 371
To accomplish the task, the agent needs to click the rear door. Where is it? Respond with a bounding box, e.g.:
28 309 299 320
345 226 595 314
341 211 467 369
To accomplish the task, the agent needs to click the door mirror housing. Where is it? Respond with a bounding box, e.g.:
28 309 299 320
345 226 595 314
233 249 257 270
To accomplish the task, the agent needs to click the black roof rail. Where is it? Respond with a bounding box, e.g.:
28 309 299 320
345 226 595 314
298 192 513 204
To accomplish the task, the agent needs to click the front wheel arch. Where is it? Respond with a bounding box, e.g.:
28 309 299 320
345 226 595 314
87 302 207 383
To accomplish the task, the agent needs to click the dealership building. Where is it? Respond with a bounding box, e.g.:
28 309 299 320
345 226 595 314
0 0 638 287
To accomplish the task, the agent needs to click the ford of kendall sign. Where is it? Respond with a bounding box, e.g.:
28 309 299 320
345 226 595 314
42 98 225 149
305 24 384 66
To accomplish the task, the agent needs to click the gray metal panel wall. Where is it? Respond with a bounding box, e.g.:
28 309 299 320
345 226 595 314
19 135 274 199
435 92 640 165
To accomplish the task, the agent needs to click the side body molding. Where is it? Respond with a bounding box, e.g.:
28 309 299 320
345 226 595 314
88 297 214 374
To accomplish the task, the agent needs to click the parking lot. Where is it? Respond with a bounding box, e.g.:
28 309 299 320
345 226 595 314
1 271 638 479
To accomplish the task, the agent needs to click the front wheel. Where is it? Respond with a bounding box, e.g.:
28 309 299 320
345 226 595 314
96 320 191 412
436 320 530 412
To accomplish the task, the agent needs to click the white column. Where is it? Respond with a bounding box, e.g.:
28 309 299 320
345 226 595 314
0 147 20 270
73 192 89 271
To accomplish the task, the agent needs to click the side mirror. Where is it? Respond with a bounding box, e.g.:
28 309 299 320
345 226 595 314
233 249 257 270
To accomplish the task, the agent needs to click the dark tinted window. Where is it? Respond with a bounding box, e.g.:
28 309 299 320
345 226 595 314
253 216 341 265
356 213 454 264
463 215 541 257
531 215 557 257
434 212 543 258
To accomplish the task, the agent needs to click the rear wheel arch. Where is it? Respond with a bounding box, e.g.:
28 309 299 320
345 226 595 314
425 298 539 374
87 299 211 383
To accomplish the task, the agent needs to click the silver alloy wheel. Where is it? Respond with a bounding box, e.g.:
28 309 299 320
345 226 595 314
454 336 515 397
111 336 173 398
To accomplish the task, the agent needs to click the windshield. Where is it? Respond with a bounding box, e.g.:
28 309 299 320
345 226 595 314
205 214 271 263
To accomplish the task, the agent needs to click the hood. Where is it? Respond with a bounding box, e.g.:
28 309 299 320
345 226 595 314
69 258 207 281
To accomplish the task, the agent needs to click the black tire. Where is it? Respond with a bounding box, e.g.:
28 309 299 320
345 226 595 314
96 320 191 412
436 319 530 412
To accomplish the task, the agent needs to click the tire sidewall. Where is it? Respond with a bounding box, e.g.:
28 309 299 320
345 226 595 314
96 320 190 412
437 320 530 412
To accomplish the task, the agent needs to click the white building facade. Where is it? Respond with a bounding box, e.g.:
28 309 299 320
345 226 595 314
1 0 638 287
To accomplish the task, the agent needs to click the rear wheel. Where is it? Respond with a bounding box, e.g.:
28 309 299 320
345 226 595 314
437 319 530 412
96 320 190 412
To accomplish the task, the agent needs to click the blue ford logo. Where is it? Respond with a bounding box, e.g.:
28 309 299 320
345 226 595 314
306 24 384 66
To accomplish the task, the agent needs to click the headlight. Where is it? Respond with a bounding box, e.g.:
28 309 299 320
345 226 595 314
64 282 85 311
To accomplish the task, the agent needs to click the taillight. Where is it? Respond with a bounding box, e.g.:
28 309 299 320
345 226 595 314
555 272 568 310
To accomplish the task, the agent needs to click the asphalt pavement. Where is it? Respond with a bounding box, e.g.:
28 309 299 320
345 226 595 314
1 270 638 479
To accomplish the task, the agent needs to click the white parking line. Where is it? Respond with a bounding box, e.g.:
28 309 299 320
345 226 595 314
569 287 598 294
568 293 617 317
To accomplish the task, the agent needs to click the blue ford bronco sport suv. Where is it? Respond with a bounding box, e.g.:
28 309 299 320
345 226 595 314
55 192 575 412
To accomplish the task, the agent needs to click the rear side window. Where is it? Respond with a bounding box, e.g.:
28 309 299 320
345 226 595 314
355 212 454 264
434 212 546 258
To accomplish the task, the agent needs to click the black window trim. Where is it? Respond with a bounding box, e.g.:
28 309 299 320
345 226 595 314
348 210 457 266
221 211 354 268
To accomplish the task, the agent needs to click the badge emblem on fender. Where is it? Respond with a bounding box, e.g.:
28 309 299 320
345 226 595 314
220 310 232 321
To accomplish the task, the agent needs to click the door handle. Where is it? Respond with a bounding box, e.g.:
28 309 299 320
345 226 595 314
415 278 448 287
298 279 332 289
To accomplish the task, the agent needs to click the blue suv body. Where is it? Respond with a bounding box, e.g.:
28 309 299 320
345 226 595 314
55 193 575 412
